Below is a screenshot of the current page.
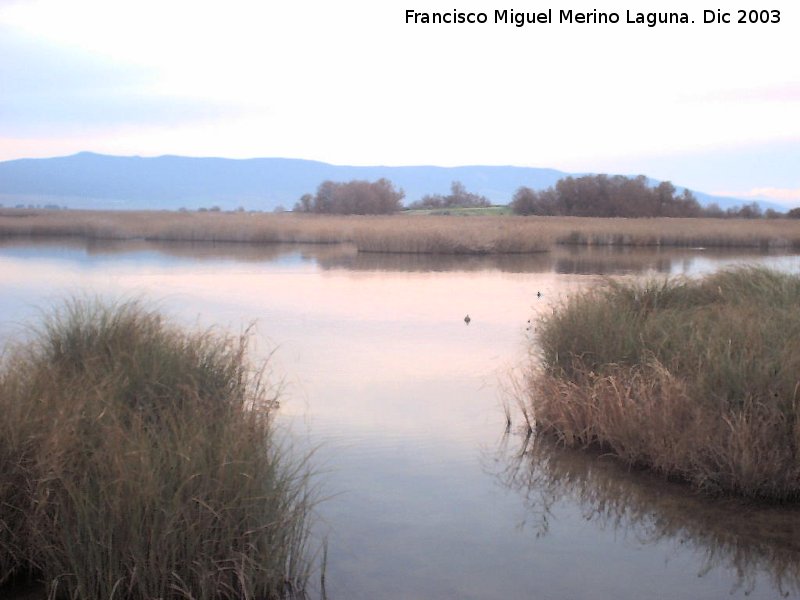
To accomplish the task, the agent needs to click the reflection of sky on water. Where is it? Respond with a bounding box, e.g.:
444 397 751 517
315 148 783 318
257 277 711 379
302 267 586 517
488 435 800 599
2 239 799 599
675 253 800 276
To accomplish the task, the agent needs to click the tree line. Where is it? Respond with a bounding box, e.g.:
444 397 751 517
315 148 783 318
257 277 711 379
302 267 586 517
511 175 702 217
293 175 794 218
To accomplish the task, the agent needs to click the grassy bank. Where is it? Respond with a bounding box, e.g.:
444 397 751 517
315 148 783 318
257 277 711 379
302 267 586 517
527 266 800 500
3 209 800 253
0 300 315 599
402 206 512 216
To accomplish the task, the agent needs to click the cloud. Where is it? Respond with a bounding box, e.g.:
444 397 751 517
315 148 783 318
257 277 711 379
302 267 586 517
743 188 800 203
0 26 258 136
0 27 147 93
0 0 798 202
708 186 800 208
697 83 800 104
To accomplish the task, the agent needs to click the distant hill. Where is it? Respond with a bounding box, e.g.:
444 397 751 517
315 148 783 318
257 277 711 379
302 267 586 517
0 152 771 212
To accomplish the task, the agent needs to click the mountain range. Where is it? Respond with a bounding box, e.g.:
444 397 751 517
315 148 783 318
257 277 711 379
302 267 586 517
0 152 770 212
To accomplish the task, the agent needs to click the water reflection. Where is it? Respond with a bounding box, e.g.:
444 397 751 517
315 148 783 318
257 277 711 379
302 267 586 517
0 236 345 265
3 236 796 276
316 245 798 275
3 238 800 599
316 250 552 273
553 246 676 275
490 433 800 597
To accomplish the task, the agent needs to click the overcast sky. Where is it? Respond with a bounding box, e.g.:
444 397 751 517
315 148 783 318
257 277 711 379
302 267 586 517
1 0 798 204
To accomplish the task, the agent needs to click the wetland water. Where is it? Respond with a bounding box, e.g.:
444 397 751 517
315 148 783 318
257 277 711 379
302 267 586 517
2 239 800 599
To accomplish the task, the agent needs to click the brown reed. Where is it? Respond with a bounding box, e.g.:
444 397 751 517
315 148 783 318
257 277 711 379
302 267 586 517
3 209 800 253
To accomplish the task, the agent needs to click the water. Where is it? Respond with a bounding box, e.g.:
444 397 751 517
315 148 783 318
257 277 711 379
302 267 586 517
2 238 799 599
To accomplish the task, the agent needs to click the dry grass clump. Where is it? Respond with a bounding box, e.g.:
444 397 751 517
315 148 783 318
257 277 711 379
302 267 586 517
0 299 315 599
529 266 800 500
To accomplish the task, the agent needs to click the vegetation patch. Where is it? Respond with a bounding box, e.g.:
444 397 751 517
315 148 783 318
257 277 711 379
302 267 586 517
403 206 511 216
2 210 800 253
510 173 779 219
527 266 800 500
406 181 491 211
0 299 316 599
294 179 404 214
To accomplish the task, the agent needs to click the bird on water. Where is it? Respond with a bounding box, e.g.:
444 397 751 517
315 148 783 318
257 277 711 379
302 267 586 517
464 314 471 325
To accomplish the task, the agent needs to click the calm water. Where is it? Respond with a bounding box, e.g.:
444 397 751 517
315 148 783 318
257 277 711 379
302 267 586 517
2 238 800 599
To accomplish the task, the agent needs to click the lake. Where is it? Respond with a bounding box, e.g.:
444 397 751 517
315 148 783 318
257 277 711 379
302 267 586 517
2 238 800 599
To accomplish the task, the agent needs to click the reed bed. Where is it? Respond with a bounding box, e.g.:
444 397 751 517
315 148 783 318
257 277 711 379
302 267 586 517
3 209 800 253
349 216 552 253
0 299 316 599
551 216 800 248
527 266 800 500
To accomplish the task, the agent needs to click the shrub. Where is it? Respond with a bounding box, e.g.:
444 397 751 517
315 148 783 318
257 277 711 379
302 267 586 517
294 179 404 214
0 299 315 599
528 267 800 500
407 181 491 210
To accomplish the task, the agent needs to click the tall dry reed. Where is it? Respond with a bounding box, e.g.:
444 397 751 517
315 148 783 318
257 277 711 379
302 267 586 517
3 209 800 253
0 299 316 599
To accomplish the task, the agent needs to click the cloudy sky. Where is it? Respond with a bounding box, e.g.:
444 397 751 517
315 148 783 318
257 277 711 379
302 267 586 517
1 0 798 203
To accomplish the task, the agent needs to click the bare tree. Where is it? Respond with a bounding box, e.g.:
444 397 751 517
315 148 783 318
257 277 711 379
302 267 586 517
294 179 404 214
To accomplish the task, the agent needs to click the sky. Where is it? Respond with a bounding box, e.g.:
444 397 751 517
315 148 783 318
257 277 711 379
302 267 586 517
0 0 798 204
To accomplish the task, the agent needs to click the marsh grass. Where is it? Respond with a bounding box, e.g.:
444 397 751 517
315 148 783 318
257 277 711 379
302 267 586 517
0 299 316 599
3 209 800 254
528 267 800 500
